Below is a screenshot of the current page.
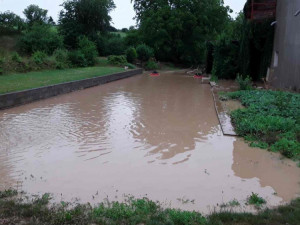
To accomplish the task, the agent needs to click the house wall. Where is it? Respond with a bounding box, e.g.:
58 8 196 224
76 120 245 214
270 0 300 91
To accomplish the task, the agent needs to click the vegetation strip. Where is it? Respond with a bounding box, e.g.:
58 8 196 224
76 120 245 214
0 190 300 225
226 90 300 163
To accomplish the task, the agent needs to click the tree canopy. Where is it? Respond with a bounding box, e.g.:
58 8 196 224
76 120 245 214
131 0 231 64
59 0 116 48
23 5 49 26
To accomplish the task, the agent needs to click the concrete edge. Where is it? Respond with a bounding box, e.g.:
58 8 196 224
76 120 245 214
0 68 143 110
210 83 238 137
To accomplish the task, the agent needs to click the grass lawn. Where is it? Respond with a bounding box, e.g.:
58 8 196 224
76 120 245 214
226 90 300 163
0 66 125 94
0 190 299 225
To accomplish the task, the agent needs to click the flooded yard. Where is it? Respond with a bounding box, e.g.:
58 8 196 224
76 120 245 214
0 72 299 212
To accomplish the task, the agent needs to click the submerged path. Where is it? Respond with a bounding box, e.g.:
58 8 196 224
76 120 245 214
0 72 299 212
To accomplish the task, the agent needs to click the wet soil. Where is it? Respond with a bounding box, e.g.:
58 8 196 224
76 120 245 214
0 72 299 212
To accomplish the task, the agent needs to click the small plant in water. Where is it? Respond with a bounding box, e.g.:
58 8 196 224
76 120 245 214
0 189 18 199
247 192 266 208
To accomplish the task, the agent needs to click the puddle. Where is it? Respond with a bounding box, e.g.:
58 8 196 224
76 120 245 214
0 72 299 213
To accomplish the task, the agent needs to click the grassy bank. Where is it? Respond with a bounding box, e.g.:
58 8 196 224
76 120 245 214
0 190 299 225
0 66 125 94
227 90 300 163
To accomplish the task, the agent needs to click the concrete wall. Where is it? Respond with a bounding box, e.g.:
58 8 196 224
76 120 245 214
269 0 300 91
0 69 143 110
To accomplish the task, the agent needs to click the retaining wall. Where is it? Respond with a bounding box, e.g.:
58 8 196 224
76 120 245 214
0 68 143 110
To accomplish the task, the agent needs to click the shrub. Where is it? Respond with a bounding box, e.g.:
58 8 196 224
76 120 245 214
125 63 136 69
125 47 137 63
145 60 158 70
77 36 98 66
53 49 70 69
68 50 87 67
19 24 63 54
105 36 125 56
236 74 252 90
32 51 47 64
11 52 22 63
108 55 127 66
212 37 239 79
136 44 153 62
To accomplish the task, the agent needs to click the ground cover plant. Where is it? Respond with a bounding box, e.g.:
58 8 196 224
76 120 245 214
0 66 124 94
1 190 300 225
227 90 300 162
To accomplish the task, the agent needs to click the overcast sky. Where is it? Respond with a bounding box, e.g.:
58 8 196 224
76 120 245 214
0 0 246 29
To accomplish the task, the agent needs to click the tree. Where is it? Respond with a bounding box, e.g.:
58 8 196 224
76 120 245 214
131 0 231 65
23 4 48 26
19 23 63 54
0 11 25 32
59 0 116 48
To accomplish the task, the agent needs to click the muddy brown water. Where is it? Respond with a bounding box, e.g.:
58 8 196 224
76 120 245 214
0 72 299 213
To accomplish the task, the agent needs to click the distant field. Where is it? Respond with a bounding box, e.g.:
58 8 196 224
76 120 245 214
111 31 127 38
0 66 125 94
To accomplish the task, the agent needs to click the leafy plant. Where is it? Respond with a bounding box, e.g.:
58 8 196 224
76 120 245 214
247 193 266 208
236 74 252 90
68 50 87 67
53 49 70 69
77 36 98 66
125 63 136 69
125 47 137 63
10 52 22 63
32 51 47 64
108 55 127 66
145 59 158 70
136 44 153 62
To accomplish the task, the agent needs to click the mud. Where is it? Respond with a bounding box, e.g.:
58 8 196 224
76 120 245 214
0 72 299 213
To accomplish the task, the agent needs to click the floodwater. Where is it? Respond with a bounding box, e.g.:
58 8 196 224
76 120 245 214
0 72 299 212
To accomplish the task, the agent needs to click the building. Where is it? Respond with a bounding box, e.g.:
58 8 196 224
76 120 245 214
268 0 300 91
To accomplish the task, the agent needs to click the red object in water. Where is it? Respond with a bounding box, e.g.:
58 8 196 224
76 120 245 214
193 75 203 79
150 72 160 76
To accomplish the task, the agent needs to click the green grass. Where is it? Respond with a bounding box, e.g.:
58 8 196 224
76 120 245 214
0 66 125 94
0 190 300 225
227 90 300 162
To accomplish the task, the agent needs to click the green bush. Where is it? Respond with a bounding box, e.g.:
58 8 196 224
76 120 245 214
11 52 22 63
125 47 137 63
212 37 239 79
136 44 154 62
125 63 136 69
105 36 125 56
77 36 98 66
145 60 158 70
271 138 300 159
108 55 127 66
68 50 87 67
53 49 70 69
32 51 47 64
236 74 252 90
19 24 63 54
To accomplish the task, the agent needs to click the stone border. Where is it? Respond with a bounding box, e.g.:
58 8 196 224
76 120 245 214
210 82 238 136
0 68 143 110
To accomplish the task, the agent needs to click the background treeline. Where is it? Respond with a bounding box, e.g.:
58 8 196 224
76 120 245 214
1 0 274 80
0 0 233 74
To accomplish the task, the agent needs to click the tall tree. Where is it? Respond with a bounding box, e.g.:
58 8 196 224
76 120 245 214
23 4 48 26
59 0 116 48
131 0 231 64
0 11 25 32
